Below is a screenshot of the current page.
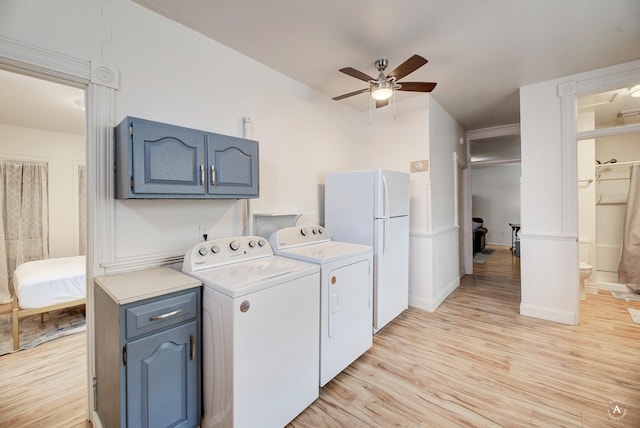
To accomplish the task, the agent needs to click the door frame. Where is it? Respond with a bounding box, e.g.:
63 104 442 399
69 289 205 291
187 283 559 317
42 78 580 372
559 65 640 308
0 35 118 426
465 124 521 274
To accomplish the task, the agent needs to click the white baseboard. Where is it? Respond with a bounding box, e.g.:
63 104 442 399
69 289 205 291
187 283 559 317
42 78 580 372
409 277 459 312
593 282 629 293
92 412 103 428
520 303 578 325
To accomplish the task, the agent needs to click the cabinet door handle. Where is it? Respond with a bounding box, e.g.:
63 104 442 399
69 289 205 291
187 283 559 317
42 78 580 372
190 334 195 361
199 164 205 186
150 308 182 321
210 165 216 186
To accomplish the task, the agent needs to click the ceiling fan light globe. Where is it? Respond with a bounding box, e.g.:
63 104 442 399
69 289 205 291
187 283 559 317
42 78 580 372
371 87 393 101
630 85 640 98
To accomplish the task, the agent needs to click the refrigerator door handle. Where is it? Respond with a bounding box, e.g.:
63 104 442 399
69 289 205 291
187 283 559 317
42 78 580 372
382 174 389 218
383 217 388 255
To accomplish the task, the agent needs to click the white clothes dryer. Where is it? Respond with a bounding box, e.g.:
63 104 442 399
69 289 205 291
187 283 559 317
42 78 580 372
183 236 320 428
270 225 373 387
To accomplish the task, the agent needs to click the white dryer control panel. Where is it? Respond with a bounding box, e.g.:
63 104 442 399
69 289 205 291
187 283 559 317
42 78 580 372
183 236 271 272
271 225 331 249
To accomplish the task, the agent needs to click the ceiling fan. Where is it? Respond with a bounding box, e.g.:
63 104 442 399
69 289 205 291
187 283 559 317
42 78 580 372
332 54 437 108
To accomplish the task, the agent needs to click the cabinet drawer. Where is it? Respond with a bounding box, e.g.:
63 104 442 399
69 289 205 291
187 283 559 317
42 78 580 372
126 291 197 339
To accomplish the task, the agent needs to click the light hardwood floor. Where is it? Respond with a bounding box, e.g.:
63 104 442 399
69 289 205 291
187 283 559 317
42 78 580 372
0 330 88 427
288 246 639 427
1 245 638 427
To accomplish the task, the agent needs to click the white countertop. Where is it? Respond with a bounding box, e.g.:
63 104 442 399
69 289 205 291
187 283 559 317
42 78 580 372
95 267 201 305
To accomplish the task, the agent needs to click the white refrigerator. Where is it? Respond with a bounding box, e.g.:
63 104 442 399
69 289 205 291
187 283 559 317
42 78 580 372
325 169 409 332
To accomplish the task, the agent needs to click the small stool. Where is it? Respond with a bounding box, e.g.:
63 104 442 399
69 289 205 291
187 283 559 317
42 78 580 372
509 223 520 254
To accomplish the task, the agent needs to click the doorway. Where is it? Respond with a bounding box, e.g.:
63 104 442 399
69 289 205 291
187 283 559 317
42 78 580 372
0 68 88 420
466 125 521 276
0 37 118 425
576 85 640 298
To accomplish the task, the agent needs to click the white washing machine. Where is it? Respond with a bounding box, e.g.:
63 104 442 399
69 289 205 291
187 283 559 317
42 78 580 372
182 236 320 428
269 225 373 387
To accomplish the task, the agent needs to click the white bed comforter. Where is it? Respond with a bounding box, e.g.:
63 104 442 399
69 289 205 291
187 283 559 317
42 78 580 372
13 255 86 309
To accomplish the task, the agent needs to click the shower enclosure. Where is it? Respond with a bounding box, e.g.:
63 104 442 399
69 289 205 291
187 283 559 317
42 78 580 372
595 153 637 290
577 84 640 294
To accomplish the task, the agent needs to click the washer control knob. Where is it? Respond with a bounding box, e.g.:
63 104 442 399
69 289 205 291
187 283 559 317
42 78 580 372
300 227 308 236
258 239 266 247
248 240 256 248
211 244 220 254
317 227 323 234
198 247 208 256
229 240 240 251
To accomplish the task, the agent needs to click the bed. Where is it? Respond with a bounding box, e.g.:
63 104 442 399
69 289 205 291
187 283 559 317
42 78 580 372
11 255 86 350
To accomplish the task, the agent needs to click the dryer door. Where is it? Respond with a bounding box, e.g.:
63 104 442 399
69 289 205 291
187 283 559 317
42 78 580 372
328 259 370 338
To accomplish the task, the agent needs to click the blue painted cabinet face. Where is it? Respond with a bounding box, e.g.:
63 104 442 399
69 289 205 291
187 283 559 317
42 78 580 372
132 120 206 195
126 321 198 428
115 117 259 199
207 133 259 196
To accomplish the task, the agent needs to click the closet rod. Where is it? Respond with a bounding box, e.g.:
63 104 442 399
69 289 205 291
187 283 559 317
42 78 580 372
596 177 629 182
595 160 640 168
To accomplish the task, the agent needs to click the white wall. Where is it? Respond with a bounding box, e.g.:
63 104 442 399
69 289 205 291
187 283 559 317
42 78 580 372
520 76 580 324
0 123 85 257
1 0 364 265
112 1 368 261
0 1 469 308
471 164 521 246
401 97 466 311
429 99 467 229
349 95 465 312
357 95 430 229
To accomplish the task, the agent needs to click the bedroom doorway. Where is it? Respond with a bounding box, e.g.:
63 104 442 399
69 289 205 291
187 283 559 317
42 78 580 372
0 69 88 416
0 37 117 425
0 68 86 309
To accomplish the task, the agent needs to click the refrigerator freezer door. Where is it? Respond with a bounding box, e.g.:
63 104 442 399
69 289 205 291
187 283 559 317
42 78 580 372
373 215 409 331
374 170 410 219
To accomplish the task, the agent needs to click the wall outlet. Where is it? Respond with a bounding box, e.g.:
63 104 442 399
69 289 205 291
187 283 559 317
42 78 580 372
410 160 429 173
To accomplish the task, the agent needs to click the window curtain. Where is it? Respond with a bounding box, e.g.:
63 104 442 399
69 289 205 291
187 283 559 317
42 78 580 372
0 160 49 303
618 163 640 292
78 165 86 256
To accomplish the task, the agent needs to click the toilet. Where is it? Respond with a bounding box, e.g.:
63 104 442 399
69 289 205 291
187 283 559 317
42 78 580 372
579 262 593 300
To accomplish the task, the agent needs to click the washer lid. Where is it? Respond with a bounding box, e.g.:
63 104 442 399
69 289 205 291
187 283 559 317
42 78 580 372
274 241 372 264
186 255 318 298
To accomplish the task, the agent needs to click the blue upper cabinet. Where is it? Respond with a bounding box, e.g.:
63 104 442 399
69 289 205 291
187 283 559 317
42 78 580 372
115 117 259 199
207 133 259 197
131 119 206 195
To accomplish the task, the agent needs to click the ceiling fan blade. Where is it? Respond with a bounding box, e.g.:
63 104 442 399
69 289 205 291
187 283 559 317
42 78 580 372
339 67 375 82
332 88 369 100
387 55 428 81
397 82 437 92
376 99 389 108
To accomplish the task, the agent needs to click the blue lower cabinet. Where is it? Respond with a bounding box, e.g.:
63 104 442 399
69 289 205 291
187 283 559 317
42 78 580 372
95 284 201 428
